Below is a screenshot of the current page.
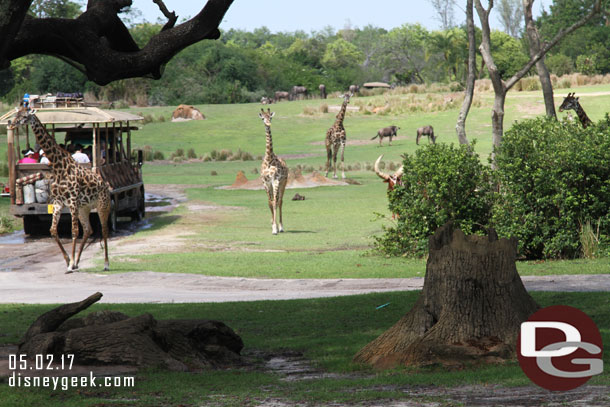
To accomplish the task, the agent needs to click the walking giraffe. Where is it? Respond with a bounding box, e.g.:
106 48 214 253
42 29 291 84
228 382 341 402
325 93 352 179
259 108 288 235
8 105 111 272
558 92 593 128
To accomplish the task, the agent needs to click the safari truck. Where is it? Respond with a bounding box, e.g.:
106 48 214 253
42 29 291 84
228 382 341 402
0 99 145 235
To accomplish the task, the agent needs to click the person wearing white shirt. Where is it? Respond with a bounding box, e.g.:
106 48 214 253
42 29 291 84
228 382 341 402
39 149 50 165
72 144 90 164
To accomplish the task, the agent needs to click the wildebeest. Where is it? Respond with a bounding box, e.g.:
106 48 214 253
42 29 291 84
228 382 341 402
319 84 327 99
416 125 435 145
371 125 400 146
274 91 290 102
349 84 360 94
260 96 274 105
291 86 307 100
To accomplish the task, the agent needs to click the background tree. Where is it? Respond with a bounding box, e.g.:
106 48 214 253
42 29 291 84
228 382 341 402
456 0 477 145
0 0 234 85
428 0 456 30
495 0 524 37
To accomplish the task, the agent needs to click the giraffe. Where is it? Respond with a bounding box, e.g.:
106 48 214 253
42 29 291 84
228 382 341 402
325 93 352 179
9 105 111 273
558 92 593 128
259 108 288 235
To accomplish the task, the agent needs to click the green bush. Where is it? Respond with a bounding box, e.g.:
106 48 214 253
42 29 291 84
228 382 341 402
187 148 197 159
374 143 493 256
492 116 610 259
546 53 574 76
153 151 165 160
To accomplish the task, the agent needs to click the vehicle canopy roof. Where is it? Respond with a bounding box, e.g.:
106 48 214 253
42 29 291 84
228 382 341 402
0 107 143 125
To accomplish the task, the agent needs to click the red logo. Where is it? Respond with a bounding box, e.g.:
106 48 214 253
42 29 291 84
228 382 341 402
517 305 604 391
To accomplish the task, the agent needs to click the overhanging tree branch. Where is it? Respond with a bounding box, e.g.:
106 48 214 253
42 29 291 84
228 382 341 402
0 0 234 85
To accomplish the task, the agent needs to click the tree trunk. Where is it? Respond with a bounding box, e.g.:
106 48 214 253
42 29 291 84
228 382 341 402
524 0 556 118
19 293 244 371
354 222 539 369
455 0 476 145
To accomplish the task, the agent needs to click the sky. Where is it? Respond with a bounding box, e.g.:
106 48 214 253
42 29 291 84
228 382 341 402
129 0 555 33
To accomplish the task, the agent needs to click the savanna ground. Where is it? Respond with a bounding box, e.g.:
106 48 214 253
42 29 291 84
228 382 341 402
0 84 610 405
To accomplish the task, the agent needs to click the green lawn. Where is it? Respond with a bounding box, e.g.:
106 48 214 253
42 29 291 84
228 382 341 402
0 291 608 406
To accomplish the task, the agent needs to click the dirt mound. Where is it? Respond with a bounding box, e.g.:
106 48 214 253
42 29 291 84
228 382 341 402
171 104 205 121
219 169 349 190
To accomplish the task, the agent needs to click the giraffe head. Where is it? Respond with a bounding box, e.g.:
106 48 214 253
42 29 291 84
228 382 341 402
259 108 275 127
558 92 579 113
7 103 35 129
342 93 353 104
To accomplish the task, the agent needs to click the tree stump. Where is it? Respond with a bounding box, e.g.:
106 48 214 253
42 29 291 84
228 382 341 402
354 222 539 369
19 293 244 371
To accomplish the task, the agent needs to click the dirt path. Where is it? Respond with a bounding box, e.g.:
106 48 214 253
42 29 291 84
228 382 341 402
1 184 609 304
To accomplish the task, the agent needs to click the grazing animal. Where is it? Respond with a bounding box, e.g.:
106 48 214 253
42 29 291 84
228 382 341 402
291 86 308 101
371 125 400 146
325 93 352 179
260 96 274 105
349 84 360 94
8 105 111 273
292 193 305 201
558 92 592 128
274 91 290 102
259 109 288 235
416 125 436 145
319 84 327 99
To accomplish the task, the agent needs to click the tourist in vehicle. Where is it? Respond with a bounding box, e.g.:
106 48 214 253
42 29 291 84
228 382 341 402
18 149 37 164
72 144 90 164
39 149 49 165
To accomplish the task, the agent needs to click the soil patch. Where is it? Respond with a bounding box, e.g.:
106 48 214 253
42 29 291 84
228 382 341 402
218 169 349 190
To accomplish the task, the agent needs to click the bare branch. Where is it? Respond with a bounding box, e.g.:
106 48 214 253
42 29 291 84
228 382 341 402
153 0 177 30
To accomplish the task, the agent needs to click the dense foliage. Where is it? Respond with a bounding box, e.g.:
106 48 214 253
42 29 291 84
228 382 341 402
492 116 610 259
374 143 493 256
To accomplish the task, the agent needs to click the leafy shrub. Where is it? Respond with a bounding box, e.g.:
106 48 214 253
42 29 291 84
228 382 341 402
576 55 598 76
375 143 492 256
142 145 154 161
153 151 165 160
492 116 610 259
546 53 574 76
187 148 197 159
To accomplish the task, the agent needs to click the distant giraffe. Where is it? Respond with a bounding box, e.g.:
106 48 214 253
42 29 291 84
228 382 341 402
259 108 288 235
325 93 352 179
9 105 111 273
558 92 593 128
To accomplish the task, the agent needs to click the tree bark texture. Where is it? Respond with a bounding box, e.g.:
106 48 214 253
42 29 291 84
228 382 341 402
354 222 539 370
19 293 244 371
0 0 234 85
524 0 556 118
455 0 476 145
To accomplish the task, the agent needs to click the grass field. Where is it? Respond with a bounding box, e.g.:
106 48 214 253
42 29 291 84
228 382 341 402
3 84 610 277
0 291 608 406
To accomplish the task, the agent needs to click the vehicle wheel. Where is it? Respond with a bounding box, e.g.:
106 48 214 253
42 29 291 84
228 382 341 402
23 216 39 236
108 200 118 233
131 189 145 221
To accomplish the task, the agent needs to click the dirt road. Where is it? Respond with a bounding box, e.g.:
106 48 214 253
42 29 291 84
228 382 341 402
1 184 609 304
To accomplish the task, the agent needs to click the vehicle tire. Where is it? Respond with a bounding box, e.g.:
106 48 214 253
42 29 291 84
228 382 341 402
108 200 118 233
131 188 145 221
23 216 39 236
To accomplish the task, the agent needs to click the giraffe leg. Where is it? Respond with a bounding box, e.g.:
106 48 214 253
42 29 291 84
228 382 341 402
277 178 287 233
97 193 111 271
264 183 277 234
340 141 346 179
271 179 281 235
67 205 80 273
325 146 332 177
50 203 71 268
332 145 339 179
74 207 93 270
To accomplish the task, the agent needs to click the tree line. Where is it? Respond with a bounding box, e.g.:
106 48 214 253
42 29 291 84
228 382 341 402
0 0 608 106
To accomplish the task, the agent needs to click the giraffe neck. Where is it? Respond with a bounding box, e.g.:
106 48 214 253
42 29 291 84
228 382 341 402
264 125 274 161
27 114 74 173
334 99 348 127
574 104 592 128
